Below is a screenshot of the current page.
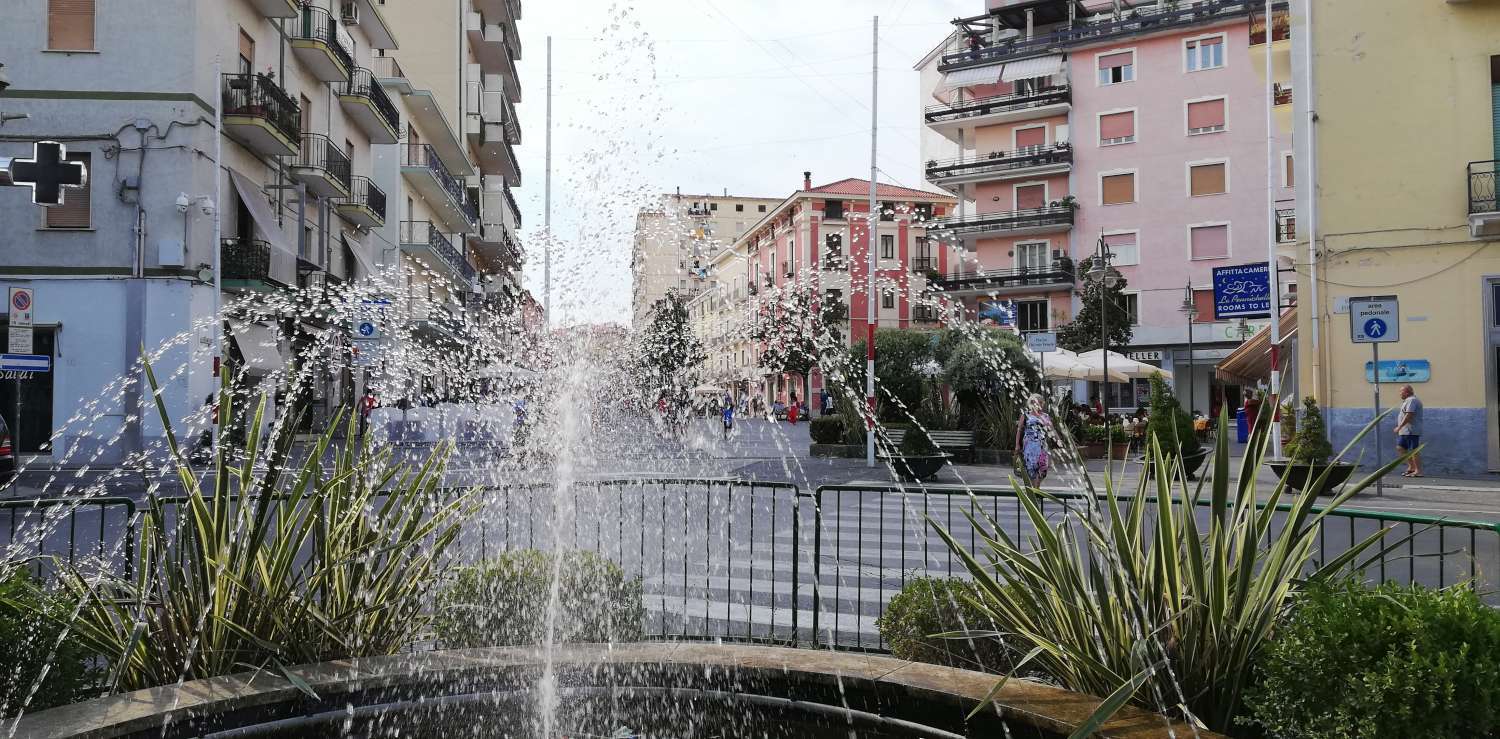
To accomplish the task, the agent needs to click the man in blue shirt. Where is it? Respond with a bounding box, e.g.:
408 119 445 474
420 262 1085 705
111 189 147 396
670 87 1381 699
721 395 734 440
1396 384 1423 477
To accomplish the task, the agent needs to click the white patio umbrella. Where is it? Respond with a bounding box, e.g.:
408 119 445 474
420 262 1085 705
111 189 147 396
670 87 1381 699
1076 349 1172 380
1028 348 1100 382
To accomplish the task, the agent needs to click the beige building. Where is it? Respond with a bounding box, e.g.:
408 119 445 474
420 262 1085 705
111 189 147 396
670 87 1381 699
631 192 781 329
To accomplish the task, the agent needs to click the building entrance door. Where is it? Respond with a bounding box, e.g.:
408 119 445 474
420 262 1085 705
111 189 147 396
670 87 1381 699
0 328 55 454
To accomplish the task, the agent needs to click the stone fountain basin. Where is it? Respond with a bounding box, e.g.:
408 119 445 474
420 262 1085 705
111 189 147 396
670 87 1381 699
15 643 1220 738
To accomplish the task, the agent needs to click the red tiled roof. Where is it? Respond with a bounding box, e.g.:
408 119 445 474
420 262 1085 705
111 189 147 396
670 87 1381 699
806 178 950 200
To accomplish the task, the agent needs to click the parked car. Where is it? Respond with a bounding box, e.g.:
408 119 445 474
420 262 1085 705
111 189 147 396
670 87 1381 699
0 414 15 485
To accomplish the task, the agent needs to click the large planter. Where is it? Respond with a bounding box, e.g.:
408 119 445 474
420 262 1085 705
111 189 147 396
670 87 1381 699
880 453 952 482
1080 443 1107 459
1267 460 1358 496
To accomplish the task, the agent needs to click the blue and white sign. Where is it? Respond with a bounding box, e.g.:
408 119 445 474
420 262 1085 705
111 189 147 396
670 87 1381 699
0 354 50 373
1364 359 1429 384
977 300 1015 326
1211 263 1271 320
1349 296 1399 343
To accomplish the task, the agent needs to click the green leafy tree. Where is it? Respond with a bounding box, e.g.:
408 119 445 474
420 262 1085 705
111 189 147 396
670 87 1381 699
1147 372 1200 458
636 291 704 405
1057 254 1135 352
1285 396 1334 465
749 284 843 408
941 328 1040 442
843 329 936 423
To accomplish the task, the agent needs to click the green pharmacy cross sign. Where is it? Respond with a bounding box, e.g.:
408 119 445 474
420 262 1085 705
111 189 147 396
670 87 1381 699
0 141 89 206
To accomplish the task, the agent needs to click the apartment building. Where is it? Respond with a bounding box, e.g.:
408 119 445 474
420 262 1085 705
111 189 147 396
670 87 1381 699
631 191 781 329
1290 0 1500 474
917 0 1293 414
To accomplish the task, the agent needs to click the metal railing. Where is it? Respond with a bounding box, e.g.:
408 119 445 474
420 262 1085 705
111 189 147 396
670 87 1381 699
1273 82 1292 106
1470 160 1498 215
2 478 1497 652
911 256 937 273
939 0 1287 72
338 67 401 134
403 144 475 223
297 3 353 74
344 176 387 221
221 73 300 146
924 86 1070 124
1276 207 1296 243
371 55 406 81
925 205 1074 237
295 133 352 192
1249 9 1292 45
222 237 292 287
401 220 477 283
925 143 1072 181
504 186 522 229
911 305 939 322
931 263 1074 292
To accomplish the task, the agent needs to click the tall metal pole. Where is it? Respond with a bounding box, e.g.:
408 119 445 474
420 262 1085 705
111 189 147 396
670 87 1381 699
212 56 223 381
544 36 553 326
865 15 879 468
1098 234 1110 461
1185 281 1195 414
1265 0 1283 450
1372 342 1383 496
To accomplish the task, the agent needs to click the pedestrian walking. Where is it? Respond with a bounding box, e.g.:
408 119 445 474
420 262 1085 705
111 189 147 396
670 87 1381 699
1015 393 1054 486
721 395 735 440
359 389 377 438
786 393 800 425
1396 384 1424 477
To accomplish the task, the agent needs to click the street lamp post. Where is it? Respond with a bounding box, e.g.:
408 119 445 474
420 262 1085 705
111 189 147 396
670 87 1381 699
1086 235 1121 415
1179 282 1197 416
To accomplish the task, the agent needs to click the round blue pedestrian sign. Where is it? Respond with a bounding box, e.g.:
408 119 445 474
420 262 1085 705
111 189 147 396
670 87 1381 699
1363 318 1386 339
357 321 376 337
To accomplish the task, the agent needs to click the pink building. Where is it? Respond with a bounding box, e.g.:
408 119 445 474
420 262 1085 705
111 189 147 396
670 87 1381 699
919 0 1295 413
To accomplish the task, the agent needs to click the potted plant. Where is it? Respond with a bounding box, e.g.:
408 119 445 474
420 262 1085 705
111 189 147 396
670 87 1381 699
1142 373 1209 480
1080 423 1109 459
1278 398 1297 451
1268 397 1357 495
1109 423 1131 458
881 427 951 482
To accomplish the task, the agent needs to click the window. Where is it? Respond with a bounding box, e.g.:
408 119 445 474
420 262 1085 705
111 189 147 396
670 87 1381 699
1098 111 1135 145
880 234 895 259
299 94 312 133
1014 125 1047 151
1187 98 1226 134
1017 300 1049 332
345 138 355 172
1189 224 1230 260
710 202 718 211
48 0 95 51
1015 183 1047 210
1192 289 1216 322
1101 172 1136 205
1097 50 1134 85
758 204 767 212
1016 241 1049 273
43 152 91 229
1189 161 1227 196
238 29 255 74
879 201 895 221
735 203 744 212
912 202 934 220
1283 152 1295 188
824 233 843 262
824 200 844 219
1122 293 1140 325
1103 231 1139 266
882 290 895 309
1185 35 1225 71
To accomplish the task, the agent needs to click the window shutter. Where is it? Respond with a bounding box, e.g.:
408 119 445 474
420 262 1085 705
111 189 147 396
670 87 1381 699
1101 173 1134 205
45 153 92 229
1193 289 1215 322
1189 224 1229 260
1099 111 1134 142
1103 232 1138 265
1190 163 1227 196
1284 154 1295 187
1098 52 1131 70
1014 126 1046 149
1492 81 1500 161
48 0 96 51
1187 99 1226 131
1015 184 1046 210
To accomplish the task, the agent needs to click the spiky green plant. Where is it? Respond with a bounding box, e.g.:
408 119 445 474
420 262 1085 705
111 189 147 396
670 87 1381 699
931 405 1409 734
19 361 475 694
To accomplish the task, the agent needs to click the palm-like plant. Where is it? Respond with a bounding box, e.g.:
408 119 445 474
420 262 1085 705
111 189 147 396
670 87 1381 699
932 406 1407 733
31 361 475 693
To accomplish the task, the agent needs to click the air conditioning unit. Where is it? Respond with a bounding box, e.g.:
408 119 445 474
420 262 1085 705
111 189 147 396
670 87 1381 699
341 1 361 25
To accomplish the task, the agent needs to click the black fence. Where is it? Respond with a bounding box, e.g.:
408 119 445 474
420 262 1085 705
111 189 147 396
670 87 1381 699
221 73 300 146
1470 160 1498 215
4 479 1497 653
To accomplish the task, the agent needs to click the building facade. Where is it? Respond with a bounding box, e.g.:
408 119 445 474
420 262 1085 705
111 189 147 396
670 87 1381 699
1292 0 1500 474
0 0 523 461
917 0 1293 414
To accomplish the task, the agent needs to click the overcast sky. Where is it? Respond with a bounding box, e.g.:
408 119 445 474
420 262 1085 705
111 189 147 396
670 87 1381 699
508 0 971 327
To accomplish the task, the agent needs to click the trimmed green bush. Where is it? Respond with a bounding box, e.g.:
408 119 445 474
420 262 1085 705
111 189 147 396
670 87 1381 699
1147 373 1200 458
0 569 100 716
875 577 1010 673
1245 580 1500 738
899 427 940 456
809 415 844 445
435 549 644 648
1284 396 1334 465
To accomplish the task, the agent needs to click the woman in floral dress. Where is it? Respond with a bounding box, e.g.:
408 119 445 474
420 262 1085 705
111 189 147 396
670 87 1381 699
1015 393 1054 485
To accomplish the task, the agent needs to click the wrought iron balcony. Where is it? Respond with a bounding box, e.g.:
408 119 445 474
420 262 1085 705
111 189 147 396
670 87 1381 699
925 205 1074 239
337 176 386 228
401 220 477 284
402 144 477 227
291 4 353 81
291 134 352 199
821 252 844 271
1469 160 1500 238
926 144 1072 183
220 73 300 156
930 264 1075 294
222 237 292 288
337 68 400 143
911 305 939 323
911 257 937 273
1276 207 1296 243
1273 83 1292 107
939 0 1287 72
924 86 1070 125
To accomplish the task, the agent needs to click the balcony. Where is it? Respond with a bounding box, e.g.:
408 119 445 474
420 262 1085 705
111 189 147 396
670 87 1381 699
291 4 353 82
290 134 352 199
925 205 1074 243
248 0 298 17
221 73 300 157
1276 207 1296 244
821 252 844 271
926 143 1072 188
1250 8 1292 83
222 237 295 291
930 264 1074 297
924 86 1071 137
466 12 522 100
1469 160 1500 238
474 185 523 269
911 305 940 324
337 176 386 229
472 0 521 37
939 0 1286 72
401 221 477 285
467 80 522 185
372 55 412 94
911 257 938 274
402 144 478 232
337 68 400 144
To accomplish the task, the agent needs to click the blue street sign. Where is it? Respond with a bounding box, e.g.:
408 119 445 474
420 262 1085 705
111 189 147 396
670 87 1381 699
1212 263 1272 320
1363 318 1386 339
1349 296 1399 343
0 354 50 372
357 321 376 337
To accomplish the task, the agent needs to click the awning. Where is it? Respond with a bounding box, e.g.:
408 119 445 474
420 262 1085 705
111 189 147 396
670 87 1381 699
1216 308 1298 385
1001 54 1064 82
228 170 298 259
344 233 378 279
228 320 286 374
940 63 1005 90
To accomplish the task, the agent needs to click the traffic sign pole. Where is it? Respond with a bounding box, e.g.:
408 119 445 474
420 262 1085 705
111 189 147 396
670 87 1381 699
1372 341 1382 496
1349 296 1399 496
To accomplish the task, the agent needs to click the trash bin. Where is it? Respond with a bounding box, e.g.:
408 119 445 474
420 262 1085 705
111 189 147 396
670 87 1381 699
1236 408 1249 444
